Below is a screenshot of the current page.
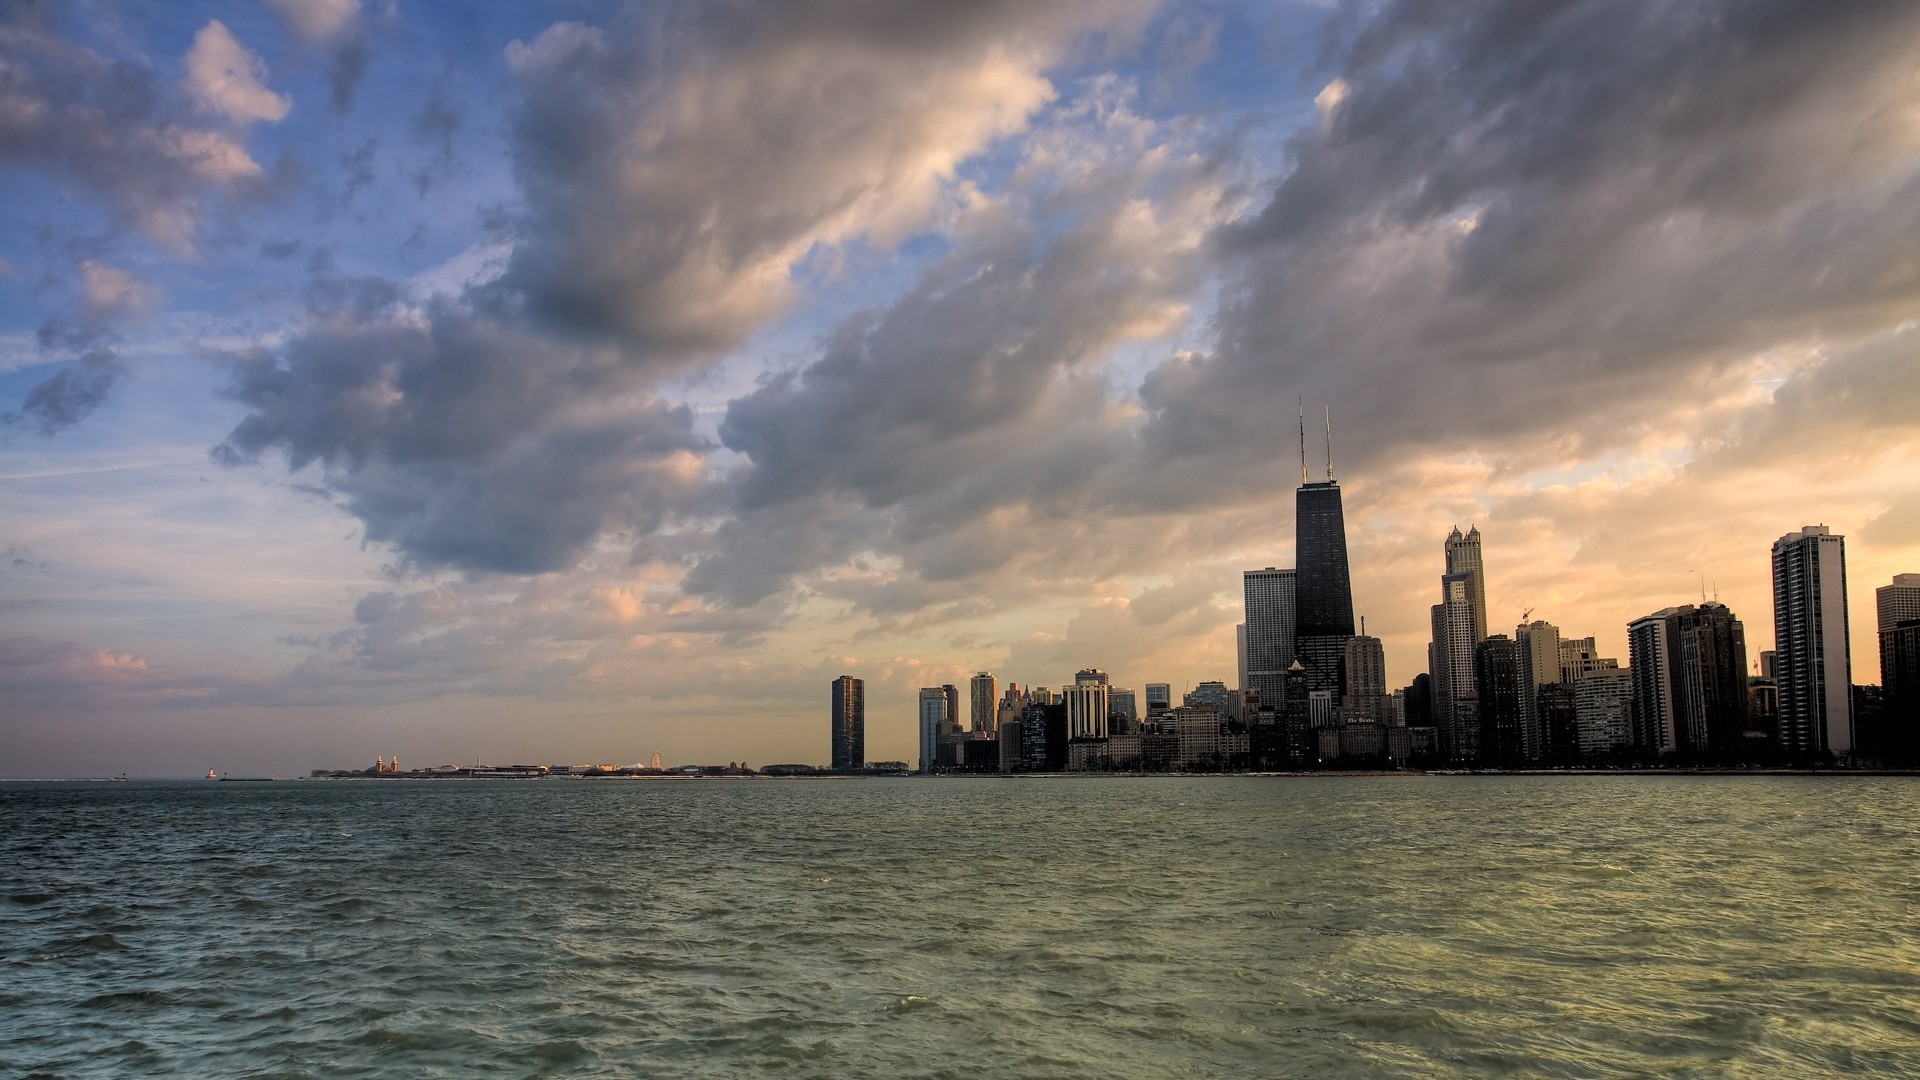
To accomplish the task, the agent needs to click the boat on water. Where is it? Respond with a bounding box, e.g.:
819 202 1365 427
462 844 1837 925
207 769 217 780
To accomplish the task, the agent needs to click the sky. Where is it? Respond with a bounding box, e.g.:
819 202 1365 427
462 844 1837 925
3 0 1919 777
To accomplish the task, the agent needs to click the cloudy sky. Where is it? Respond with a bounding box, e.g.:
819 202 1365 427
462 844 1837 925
3 0 1918 776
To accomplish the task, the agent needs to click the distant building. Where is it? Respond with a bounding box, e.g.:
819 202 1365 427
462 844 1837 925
1243 567 1298 708
831 675 865 770
1343 634 1388 725
970 671 999 735
1110 687 1138 733
918 687 951 772
1627 610 1683 756
1431 570 1479 760
1574 668 1635 759
1444 526 1489 642
1144 682 1172 716
1773 526 1853 759
1185 680 1230 714
1514 620 1561 762
1474 635 1523 766
1557 636 1618 683
1878 576 1920 762
1066 669 1111 741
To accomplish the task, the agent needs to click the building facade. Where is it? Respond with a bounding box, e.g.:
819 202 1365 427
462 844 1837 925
1242 568 1297 709
830 675 864 770
970 671 999 735
1772 526 1853 759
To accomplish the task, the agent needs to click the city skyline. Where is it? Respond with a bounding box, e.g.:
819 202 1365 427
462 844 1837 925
4 2 1920 776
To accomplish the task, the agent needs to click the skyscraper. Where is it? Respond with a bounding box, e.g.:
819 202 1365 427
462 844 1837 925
970 671 999 735
1627 609 1683 756
1430 571 1479 760
1514 619 1561 762
1242 568 1297 708
1444 526 1489 642
1066 669 1111 740
1876 574 1920 763
1672 602 1750 758
830 675 864 770
1473 635 1523 766
918 687 950 773
1293 406 1355 698
1145 683 1172 716
1342 633 1388 724
1772 526 1853 759
1879 574 1920 688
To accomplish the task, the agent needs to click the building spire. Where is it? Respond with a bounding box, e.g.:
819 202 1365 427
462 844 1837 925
1324 405 1335 483
1298 395 1308 485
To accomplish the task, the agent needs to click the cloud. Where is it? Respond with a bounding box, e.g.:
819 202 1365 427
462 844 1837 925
1138 0 1920 497
3 349 127 435
183 20 291 124
264 0 361 44
0 12 280 251
492 1 1149 365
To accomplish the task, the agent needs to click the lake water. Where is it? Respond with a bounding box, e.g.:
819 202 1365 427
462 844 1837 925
3 776 1918 1077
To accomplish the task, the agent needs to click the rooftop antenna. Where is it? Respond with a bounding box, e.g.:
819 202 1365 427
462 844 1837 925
1298 396 1308 485
1324 405 1335 482
1712 577 1718 603
1700 573 1707 605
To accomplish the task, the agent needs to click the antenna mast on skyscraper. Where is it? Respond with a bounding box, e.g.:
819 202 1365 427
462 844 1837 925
1298 396 1308 485
1324 405 1335 483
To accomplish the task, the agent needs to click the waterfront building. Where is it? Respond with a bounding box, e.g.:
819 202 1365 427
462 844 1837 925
1066 669 1111 741
1067 738 1110 772
970 671 999 735
998 719 1023 773
1243 568 1298 707
1674 602 1751 758
1747 676 1779 746
1170 706 1225 770
1308 690 1336 728
1574 668 1635 759
1145 682 1172 717
1342 634 1388 725
830 675 865 770
1627 610 1684 756
1473 635 1524 766
1536 683 1579 762
1514 620 1561 762
1772 525 1854 759
918 687 950 772
1020 701 1067 772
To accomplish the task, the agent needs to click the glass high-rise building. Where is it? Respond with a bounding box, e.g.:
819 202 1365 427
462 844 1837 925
1772 526 1853 759
970 671 999 735
1294 480 1355 698
831 675 864 770
1242 568 1296 708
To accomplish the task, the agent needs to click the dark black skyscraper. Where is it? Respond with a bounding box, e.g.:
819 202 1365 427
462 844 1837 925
831 675 864 770
1293 404 1356 696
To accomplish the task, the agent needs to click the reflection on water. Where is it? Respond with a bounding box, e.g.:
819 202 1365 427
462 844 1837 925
3 776 1918 1077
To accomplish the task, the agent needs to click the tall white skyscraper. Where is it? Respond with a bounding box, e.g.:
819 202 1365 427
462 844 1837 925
969 671 999 735
1772 526 1853 758
1430 571 1479 758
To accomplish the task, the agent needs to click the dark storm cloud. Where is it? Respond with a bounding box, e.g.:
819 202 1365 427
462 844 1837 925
4 348 124 435
1142 0 1920 486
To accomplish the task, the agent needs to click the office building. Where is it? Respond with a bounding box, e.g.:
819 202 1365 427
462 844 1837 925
1110 687 1137 734
1772 526 1853 759
1558 636 1619 683
970 671 999 735
1474 635 1523 766
918 687 952 772
1445 526 1489 642
1243 568 1297 708
830 675 864 770
1514 620 1561 762
1574 668 1634 759
1343 634 1388 724
1430 571 1479 760
1065 669 1111 740
1293 404 1356 697
1627 609 1683 756
1145 683 1172 717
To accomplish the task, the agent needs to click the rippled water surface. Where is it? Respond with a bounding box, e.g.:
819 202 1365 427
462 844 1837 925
4 776 1919 1077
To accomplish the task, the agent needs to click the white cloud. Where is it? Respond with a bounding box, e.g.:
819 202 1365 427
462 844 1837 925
264 0 361 44
183 20 290 124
